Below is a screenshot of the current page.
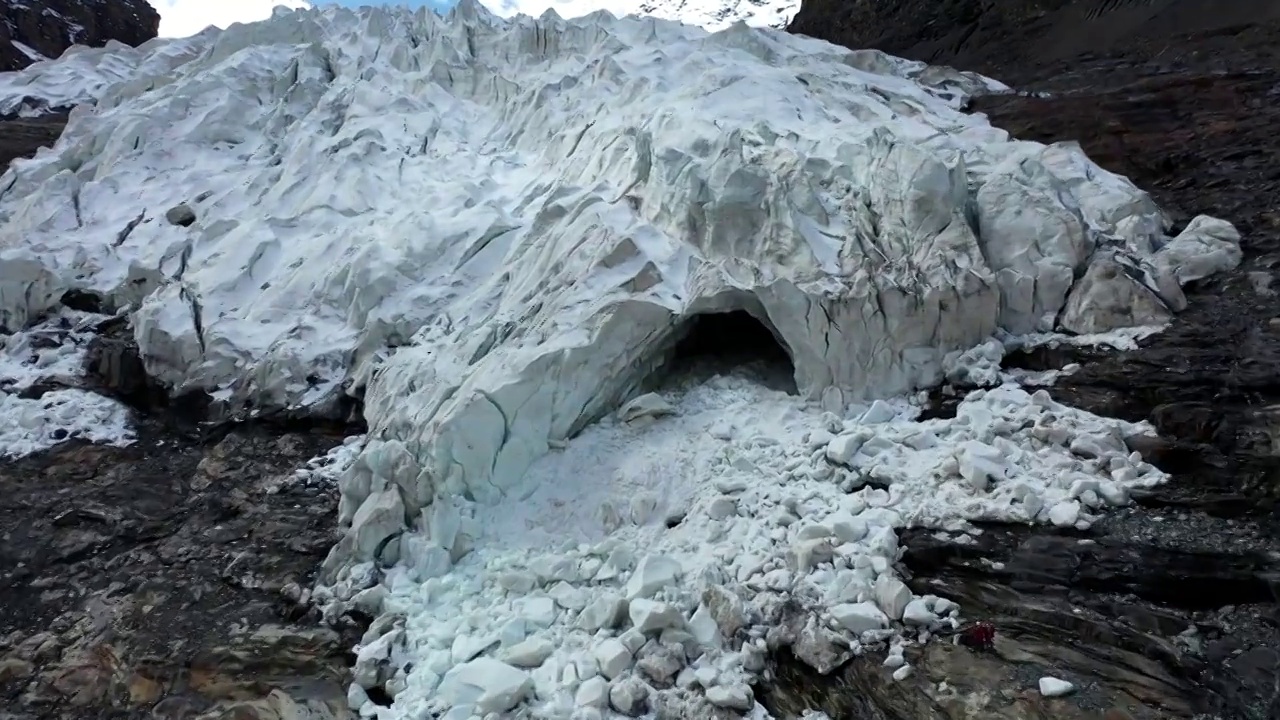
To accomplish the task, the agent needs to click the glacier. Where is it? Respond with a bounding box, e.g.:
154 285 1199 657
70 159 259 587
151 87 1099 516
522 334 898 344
0 2 1237 515
0 2 1244 716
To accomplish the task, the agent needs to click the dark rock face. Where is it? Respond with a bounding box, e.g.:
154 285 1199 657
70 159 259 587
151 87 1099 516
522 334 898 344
789 0 1280 81
777 3 1280 719
0 0 160 73
0 111 66 167
0 422 360 720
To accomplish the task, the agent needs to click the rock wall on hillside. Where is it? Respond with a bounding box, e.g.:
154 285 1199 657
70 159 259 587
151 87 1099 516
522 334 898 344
0 0 159 74
789 0 1280 82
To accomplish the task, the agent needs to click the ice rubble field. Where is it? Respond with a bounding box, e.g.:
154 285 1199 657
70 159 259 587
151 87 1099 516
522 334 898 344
0 1 1245 718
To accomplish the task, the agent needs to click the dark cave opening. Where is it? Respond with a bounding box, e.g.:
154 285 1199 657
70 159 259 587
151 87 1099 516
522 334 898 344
655 310 798 394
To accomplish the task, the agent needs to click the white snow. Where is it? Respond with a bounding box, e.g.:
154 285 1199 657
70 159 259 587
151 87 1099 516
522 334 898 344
0 2 1246 718
0 387 133 458
11 41 46 63
0 32 211 116
0 310 134 458
287 433 367 487
0 309 100 391
631 0 797 31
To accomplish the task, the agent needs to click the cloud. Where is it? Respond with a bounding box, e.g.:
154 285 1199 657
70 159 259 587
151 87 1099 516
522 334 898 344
151 0 314 38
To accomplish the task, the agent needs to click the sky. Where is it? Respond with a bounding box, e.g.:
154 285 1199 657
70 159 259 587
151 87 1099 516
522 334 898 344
151 0 633 38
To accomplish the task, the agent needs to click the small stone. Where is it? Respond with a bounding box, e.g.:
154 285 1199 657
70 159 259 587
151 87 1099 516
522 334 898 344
1039 676 1075 697
932 597 959 616
891 664 913 682
792 616 854 674
353 629 400 688
349 489 408 564
530 555 579 584
705 684 754 711
165 203 197 226
451 633 498 664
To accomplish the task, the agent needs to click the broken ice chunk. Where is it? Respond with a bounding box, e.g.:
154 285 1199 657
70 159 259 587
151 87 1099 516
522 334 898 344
624 554 682 599
874 575 912 620
618 392 676 423
628 598 684 633
437 658 533 713
830 601 889 634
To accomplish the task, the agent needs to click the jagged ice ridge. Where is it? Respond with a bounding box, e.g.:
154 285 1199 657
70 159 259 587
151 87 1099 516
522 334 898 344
0 1 1244 717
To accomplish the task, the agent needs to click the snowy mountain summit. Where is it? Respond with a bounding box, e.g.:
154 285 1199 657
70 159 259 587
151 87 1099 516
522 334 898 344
633 0 798 30
0 1 1243 717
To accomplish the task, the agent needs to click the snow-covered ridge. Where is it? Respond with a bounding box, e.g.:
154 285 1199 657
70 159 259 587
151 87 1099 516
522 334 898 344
631 0 798 31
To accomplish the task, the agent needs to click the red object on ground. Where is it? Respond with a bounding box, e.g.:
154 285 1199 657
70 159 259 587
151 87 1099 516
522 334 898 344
959 621 997 650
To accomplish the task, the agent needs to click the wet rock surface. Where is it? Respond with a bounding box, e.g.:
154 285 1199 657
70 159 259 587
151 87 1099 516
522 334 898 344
0 111 67 168
0 420 361 720
773 4 1280 720
0 0 159 73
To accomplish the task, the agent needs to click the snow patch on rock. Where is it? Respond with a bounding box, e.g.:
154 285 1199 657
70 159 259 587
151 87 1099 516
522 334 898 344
0 310 133 458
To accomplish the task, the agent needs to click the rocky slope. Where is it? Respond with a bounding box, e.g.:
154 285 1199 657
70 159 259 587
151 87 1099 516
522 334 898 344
781 2 1280 719
0 0 159 74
